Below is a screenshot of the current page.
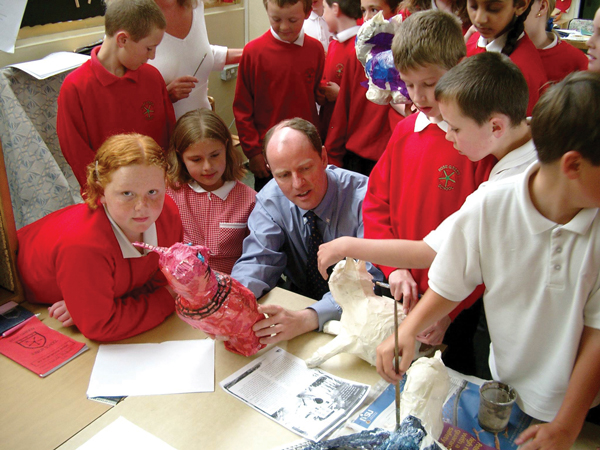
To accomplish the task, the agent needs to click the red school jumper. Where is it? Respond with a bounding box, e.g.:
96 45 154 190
539 38 588 83
319 26 360 140
233 31 325 161
57 46 175 187
466 33 548 116
363 113 495 317
324 35 397 167
17 197 183 342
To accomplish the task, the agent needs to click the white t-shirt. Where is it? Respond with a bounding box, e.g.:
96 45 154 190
424 139 538 252
429 162 600 421
149 3 227 119
303 11 331 53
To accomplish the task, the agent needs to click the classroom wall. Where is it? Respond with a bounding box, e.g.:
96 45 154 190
247 0 271 41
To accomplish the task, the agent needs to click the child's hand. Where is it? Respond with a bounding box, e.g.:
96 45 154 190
166 76 199 103
48 301 74 327
515 421 577 450
321 82 340 102
416 315 451 345
388 269 419 314
248 154 271 178
390 102 416 117
464 25 477 43
316 86 326 105
376 325 416 383
317 237 349 279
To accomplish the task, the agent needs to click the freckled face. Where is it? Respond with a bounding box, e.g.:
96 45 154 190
266 127 329 211
399 64 447 121
587 8 600 73
361 0 395 21
182 139 227 192
266 0 310 43
100 164 166 243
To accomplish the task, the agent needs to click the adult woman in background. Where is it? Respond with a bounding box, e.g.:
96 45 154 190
151 0 243 119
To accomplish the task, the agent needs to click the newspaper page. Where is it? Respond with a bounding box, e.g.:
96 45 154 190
220 347 370 442
347 371 536 450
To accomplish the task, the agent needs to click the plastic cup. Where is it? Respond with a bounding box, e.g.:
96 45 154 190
478 381 516 433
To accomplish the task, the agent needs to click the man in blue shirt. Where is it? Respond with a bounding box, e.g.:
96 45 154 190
231 118 381 345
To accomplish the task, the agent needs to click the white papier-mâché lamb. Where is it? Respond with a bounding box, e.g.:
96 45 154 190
305 258 420 368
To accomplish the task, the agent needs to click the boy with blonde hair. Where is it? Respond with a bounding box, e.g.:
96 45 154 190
362 10 494 373
234 0 325 191
57 0 175 187
377 71 600 450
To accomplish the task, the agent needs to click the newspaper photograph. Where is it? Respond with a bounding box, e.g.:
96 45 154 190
220 347 370 442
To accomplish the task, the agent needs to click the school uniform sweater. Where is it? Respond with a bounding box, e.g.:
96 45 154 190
324 36 394 166
363 113 495 317
17 197 183 342
57 46 176 187
467 32 548 116
539 36 588 83
233 31 325 160
167 180 256 275
318 26 360 139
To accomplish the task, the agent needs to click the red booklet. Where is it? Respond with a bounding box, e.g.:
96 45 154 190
0 316 88 377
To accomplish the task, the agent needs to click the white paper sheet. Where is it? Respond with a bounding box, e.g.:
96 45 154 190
77 416 177 450
87 340 215 398
6 52 90 79
0 0 27 54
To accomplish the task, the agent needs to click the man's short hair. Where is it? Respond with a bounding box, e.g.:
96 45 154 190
104 0 166 41
532 71 600 165
263 118 323 162
392 10 465 72
435 52 528 127
263 0 313 15
325 0 362 20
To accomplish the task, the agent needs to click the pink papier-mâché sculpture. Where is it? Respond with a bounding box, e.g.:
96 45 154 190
134 242 265 356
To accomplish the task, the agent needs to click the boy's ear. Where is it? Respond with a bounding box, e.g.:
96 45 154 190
489 114 508 138
116 31 129 48
562 151 584 180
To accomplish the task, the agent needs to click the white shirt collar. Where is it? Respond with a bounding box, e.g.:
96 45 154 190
188 180 236 200
542 32 559 49
335 26 360 43
414 111 448 133
490 139 537 179
103 205 158 258
520 162 599 235
271 27 305 46
477 32 508 52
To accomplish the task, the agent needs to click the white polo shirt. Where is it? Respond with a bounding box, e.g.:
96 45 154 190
428 162 600 421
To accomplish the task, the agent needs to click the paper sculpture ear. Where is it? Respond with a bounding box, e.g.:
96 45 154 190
305 258 420 368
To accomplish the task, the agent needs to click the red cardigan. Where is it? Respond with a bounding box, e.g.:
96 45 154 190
17 196 183 342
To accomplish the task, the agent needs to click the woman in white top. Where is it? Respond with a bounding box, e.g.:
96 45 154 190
151 0 243 119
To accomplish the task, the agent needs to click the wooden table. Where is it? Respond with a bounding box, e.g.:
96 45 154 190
2 287 599 449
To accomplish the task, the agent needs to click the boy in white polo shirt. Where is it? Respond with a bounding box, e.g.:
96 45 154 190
377 71 600 450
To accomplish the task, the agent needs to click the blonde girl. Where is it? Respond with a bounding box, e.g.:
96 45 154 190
167 109 256 274
18 134 183 342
